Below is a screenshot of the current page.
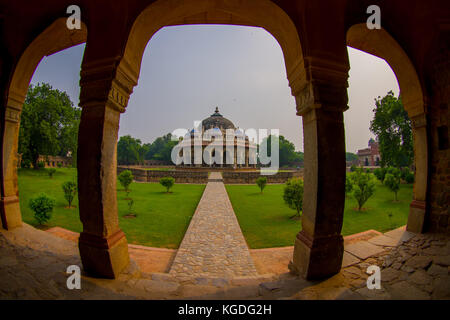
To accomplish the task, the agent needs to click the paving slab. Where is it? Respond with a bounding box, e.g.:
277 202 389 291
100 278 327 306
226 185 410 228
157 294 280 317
344 241 385 260
368 234 401 247
384 226 414 243
342 251 360 268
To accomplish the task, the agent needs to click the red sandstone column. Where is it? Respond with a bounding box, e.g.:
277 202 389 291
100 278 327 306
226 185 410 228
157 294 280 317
77 59 135 278
289 57 349 279
0 92 25 229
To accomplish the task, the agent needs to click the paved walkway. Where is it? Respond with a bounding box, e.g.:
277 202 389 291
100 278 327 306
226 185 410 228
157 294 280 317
169 172 258 279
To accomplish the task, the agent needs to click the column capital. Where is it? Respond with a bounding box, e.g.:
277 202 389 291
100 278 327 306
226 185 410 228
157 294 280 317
80 57 137 113
289 56 349 117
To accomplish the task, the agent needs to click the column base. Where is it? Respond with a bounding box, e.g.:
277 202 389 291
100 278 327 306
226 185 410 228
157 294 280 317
0 195 22 230
290 231 343 280
407 200 426 233
79 229 129 279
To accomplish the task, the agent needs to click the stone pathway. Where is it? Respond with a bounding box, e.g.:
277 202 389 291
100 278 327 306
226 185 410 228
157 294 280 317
169 172 258 279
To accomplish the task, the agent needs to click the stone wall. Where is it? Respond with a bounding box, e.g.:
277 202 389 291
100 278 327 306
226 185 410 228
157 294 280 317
222 170 303 184
117 166 208 183
117 166 303 184
427 38 450 233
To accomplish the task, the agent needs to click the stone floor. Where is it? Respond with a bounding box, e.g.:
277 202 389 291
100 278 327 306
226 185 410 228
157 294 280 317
1 223 449 299
169 172 258 279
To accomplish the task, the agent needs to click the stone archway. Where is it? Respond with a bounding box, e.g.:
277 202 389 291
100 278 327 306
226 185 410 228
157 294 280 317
347 24 429 233
0 18 87 230
77 0 350 280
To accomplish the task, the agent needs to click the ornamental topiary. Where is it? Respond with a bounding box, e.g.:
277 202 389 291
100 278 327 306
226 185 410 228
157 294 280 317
29 193 55 225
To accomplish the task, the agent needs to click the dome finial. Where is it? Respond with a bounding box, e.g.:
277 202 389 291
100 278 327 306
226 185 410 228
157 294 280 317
215 106 219 113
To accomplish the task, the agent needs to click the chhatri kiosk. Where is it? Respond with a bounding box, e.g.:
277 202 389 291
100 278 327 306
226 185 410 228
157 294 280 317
177 107 257 168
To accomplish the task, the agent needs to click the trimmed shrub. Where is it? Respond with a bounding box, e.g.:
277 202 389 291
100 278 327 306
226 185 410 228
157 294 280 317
118 170 133 192
345 176 353 196
373 168 386 183
37 161 45 169
405 172 415 184
349 168 376 211
283 178 304 219
57 163 62 168
160 177 175 193
29 193 55 225
48 168 56 178
62 181 77 208
385 173 400 201
256 177 267 193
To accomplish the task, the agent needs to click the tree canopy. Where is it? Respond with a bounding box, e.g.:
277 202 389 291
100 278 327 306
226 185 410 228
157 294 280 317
19 83 80 169
259 135 303 167
369 91 413 168
117 133 178 165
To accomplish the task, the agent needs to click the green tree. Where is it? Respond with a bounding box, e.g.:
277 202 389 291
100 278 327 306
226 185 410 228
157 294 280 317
283 178 304 219
118 170 133 194
62 181 77 208
259 135 303 167
29 193 55 225
349 168 375 211
19 83 80 169
346 152 358 162
117 135 143 165
370 91 413 168
160 177 175 193
384 173 400 201
256 177 267 193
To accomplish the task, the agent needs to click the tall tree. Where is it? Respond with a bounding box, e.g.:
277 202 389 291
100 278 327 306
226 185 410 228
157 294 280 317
370 91 413 168
259 135 303 167
19 83 80 169
117 135 143 165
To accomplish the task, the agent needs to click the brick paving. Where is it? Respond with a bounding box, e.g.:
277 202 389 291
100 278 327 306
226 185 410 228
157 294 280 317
169 172 258 279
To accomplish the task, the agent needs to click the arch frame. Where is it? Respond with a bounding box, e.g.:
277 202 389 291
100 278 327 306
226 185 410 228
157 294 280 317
346 23 429 233
1 18 87 230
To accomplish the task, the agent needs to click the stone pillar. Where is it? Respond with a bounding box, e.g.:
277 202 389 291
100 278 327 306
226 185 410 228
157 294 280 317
77 59 135 278
289 57 349 280
0 91 25 229
407 113 428 233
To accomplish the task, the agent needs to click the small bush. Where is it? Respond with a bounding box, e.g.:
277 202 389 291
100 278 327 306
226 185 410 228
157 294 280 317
37 161 45 169
386 167 401 179
118 170 133 193
283 178 304 219
345 176 353 196
405 172 415 184
21 159 31 169
57 163 62 168
385 173 400 201
160 177 175 193
48 168 56 178
350 165 357 172
256 177 267 193
373 168 386 183
29 193 55 225
62 181 77 208
349 168 375 211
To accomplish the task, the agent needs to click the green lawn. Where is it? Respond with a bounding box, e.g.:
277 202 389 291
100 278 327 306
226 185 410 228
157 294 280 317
18 168 205 248
226 180 413 249
18 168 413 250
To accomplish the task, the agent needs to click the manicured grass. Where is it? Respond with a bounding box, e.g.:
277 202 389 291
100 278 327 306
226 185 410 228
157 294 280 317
18 168 205 248
226 180 413 249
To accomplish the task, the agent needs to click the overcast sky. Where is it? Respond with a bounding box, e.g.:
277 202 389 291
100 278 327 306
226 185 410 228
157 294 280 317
30 25 399 153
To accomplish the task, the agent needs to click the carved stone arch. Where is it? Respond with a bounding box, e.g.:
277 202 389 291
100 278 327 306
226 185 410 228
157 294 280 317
1 17 87 230
347 23 428 233
119 0 306 99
